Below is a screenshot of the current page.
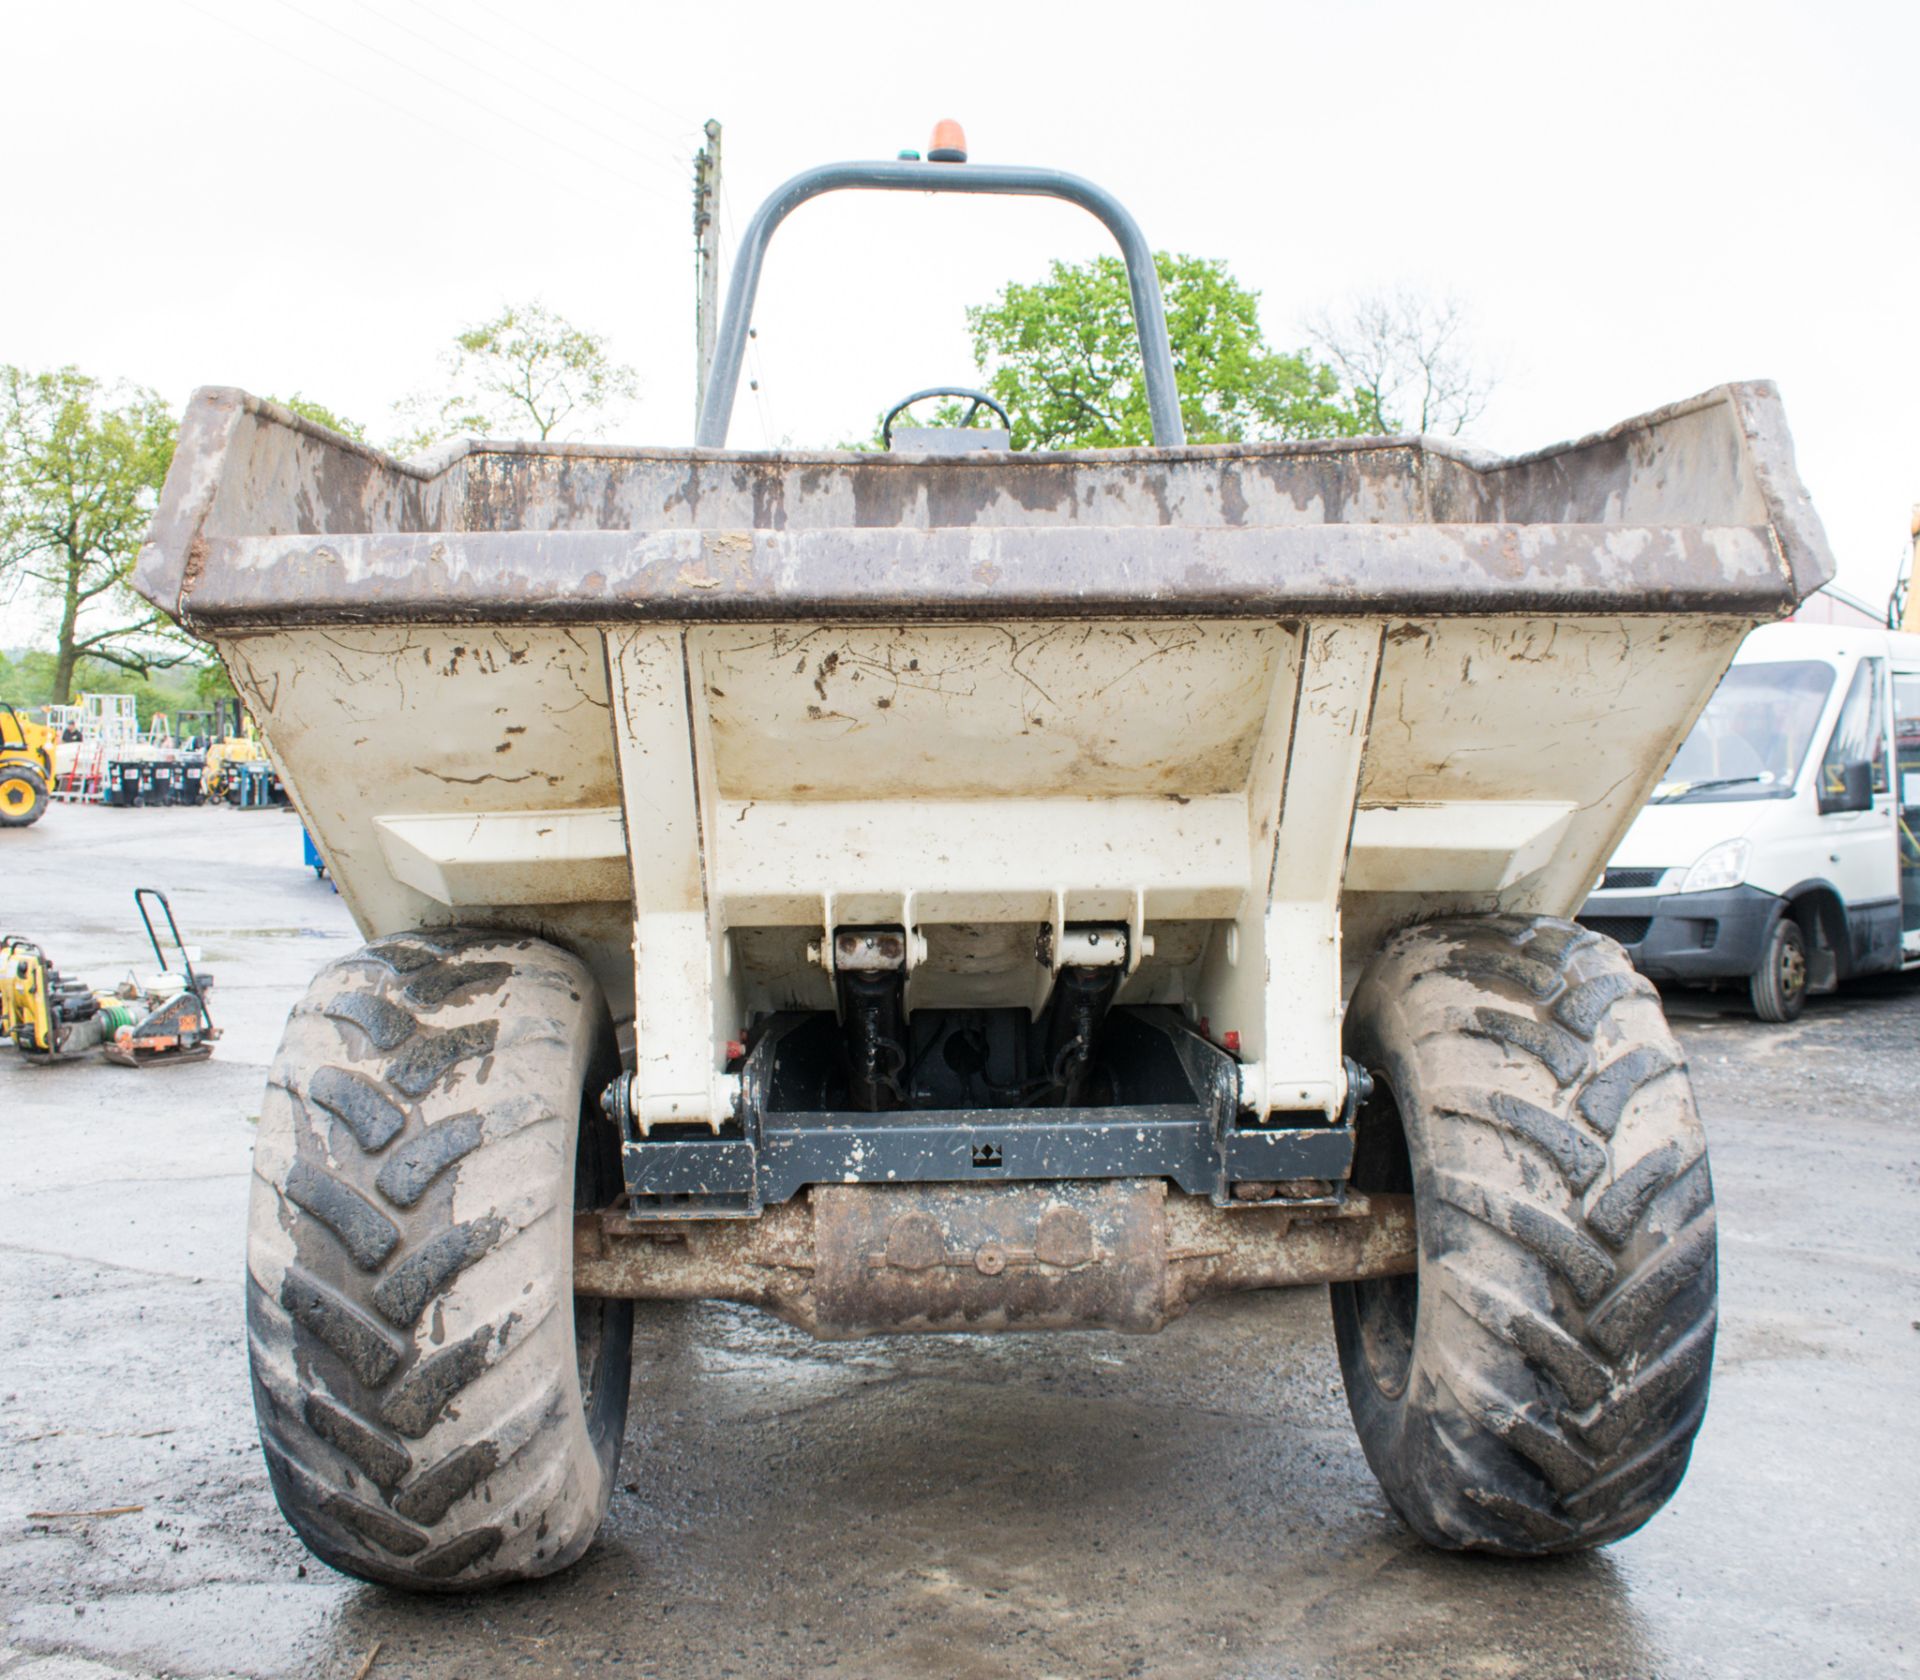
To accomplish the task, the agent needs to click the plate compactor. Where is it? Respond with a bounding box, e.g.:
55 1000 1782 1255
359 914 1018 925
136 133 1836 1589
1 888 218 1065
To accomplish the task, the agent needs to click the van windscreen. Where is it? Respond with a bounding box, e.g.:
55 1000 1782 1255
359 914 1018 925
1652 659 1834 803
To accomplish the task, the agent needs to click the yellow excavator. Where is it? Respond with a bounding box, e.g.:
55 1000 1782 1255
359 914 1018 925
0 700 55 827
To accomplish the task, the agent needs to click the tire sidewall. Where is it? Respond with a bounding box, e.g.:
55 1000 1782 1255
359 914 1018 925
1330 917 1717 1555
573 1024 634 1498
248 930 633 1590
1329 971 1456 1546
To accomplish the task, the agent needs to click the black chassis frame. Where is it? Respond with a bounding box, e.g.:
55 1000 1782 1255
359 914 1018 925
612 1006 1359 1220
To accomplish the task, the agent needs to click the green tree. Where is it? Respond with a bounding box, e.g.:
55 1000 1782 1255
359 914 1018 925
273 393 367 442
0 644 222 727
0 648 56 704
397 301 639 451
961 254 1372 451
0 366 188 705
193 657 237 706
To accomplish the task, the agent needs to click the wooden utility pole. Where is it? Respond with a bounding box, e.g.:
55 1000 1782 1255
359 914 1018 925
693 118 722 430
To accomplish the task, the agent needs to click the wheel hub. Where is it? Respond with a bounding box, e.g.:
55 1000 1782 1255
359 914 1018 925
1781 937 1807 996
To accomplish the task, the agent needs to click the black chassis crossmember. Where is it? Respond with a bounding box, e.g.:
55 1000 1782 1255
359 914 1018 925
606 1007 1361 1220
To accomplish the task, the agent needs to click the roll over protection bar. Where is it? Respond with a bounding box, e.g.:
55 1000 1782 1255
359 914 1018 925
694 159 1187 450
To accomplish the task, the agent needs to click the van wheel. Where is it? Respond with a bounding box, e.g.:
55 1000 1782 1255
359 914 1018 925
1332 914 1716 1554
1749 911 1806 1023
246 928 632 1590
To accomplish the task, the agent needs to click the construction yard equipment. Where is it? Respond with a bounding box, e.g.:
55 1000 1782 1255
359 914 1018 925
100 887 219 1065
1 890 217 1064
35 692 216 807
1 935 107 1054
0 701 56 827
202 728 283 807
136 140 1834 1591
47 694 138 803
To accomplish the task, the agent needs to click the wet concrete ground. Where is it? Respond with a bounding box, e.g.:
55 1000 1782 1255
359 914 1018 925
2 802 1916 1679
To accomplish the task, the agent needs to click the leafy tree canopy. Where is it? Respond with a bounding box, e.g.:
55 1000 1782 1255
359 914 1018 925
0 365 194 705
397 301 639 451
0 644 229 727
963 254 1373 451
272 393 367 442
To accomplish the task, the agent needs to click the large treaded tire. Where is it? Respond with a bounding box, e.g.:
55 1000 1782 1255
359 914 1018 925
1331 914 1716 1555
0 760 48 826
246 928 633 1590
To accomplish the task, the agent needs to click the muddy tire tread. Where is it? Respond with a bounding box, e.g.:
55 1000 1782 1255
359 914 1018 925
246 928 630 1591
1333 914 1717 1555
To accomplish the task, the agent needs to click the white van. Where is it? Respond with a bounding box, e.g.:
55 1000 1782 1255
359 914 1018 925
1579 622 1920 1020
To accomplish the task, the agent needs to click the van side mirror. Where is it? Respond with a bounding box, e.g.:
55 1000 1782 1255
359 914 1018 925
1818 760 1873 815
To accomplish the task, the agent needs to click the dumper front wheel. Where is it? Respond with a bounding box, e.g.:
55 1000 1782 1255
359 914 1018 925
246 929 632 1590
1331 915 1716 1554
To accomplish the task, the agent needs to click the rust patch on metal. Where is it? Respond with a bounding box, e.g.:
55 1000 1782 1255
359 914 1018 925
572 1183 1416 1339
811 1181 1165 1337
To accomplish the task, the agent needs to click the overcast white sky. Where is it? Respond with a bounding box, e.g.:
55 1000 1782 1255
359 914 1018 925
3 0 1916 625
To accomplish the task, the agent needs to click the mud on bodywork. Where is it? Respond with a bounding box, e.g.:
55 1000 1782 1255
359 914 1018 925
136 382 1833 1136
139 383 1827 628
571 1179 1416 1338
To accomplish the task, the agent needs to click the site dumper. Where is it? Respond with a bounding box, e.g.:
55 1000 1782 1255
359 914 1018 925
137 149 1834 1590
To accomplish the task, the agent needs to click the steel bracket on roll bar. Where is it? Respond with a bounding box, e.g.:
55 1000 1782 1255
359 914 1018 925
695 158 1186 450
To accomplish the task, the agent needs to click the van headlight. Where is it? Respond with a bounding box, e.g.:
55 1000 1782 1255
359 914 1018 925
1682 838 1751 894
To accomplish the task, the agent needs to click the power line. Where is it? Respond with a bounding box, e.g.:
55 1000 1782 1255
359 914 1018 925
459 0 707 151
378 0 694 185
176 0 530 164
264 0 677 208
347 0 680 176
409 0 703 176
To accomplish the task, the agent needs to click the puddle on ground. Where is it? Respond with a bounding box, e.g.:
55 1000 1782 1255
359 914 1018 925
206 927 343 940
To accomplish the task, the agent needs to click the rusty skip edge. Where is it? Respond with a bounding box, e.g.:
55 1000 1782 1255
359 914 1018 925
571 1180 1417 1340
164 521 1806 629
133 379 1835 631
